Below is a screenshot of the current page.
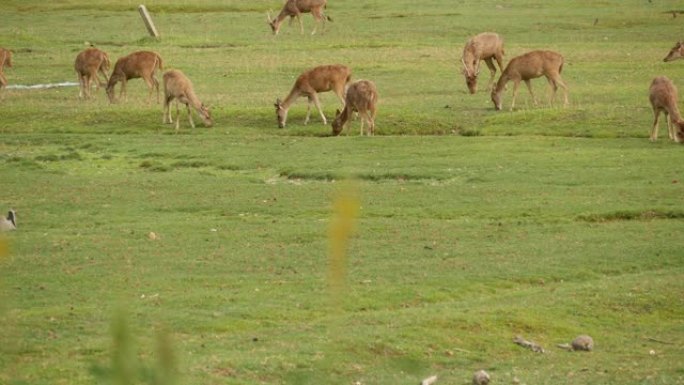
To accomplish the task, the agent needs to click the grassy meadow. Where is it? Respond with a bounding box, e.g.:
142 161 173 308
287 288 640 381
1 0 684 384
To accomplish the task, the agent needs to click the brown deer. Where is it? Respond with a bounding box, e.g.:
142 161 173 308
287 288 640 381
74 47 110 99
663 41 684 62
491 50 568 111
461 32 505 94
0 47 13 96
332 80 378 136
267 0 331 35
106 51 163 103
648 76 684 143
274 64 351 128
162 69 213 132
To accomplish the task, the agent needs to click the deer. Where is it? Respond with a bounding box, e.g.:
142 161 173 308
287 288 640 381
274 64 351 128
461 32 505 94
162 69 213 132
0 47 13 96
332 80 378 136
663 41 684 62
106 51 163 104
74 47 110 99
648 76 684 143
267 0 331 36
491 50 568 111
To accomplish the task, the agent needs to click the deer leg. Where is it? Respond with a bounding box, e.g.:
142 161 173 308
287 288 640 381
296 14 304 34
524 79 538 106
87 74 94 99
484 58 497 91
552 75 569 107
304 96 313 125
163 96 172 124
0 72 6 100
667 114 675 140
98 67 109 89
334 87 346 108
360 111 365 136
187 103 195 129
312 94 327 125
510 81 521 111
78 75 85 99
311 10 323 35
175 100 181 132
120 79 127 102
650 110 661 142
369 106 377 136
154 76 160 104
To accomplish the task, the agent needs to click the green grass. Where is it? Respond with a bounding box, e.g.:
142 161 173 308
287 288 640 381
1 1 684 385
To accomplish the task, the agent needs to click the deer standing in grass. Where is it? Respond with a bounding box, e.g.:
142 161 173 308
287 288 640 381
163 69 213 132
106 51 163 103
0 47 13 97
648 76 684 143
267 0 331 35
74 47 110 99
663 41 684 62
332 80 378 136
491 50 568 111
275 64 351 128
461 32 505 94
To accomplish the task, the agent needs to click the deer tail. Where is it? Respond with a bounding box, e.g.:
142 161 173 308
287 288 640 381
558 61 564 75
156 54 164 71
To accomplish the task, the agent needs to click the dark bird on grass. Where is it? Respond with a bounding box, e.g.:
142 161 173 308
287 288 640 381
0 210 17 231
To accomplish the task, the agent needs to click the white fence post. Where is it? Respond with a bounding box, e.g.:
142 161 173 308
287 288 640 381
138 5 160 38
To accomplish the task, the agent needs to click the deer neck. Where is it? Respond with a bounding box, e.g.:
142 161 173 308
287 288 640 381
667 104 683 123
494 74 509 94
338 105 352 125
280 89 302 111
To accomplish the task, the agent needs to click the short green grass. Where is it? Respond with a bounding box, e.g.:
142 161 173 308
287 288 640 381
1 1 683 384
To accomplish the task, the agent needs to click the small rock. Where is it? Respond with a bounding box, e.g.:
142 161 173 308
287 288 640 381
571 335 594 351
473 370 490 385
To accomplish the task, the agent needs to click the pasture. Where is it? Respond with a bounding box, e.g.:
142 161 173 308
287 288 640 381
1 0 683 384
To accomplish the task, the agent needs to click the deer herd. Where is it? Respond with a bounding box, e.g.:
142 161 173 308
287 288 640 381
0 8 683 142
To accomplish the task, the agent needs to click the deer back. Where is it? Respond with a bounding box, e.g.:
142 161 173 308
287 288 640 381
292 0 327 13
504 50 563 80
113 51 162 78
75 48 107 75
298 64 351 93
649 76 680 112
346 80 378 112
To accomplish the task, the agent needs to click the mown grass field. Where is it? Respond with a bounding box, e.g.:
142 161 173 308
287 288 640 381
1 1 683 384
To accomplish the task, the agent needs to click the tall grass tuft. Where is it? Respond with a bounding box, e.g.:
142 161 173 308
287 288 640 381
91 310 179 385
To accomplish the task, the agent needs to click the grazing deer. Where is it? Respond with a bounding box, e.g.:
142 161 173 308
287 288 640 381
267 0 331 35
648 76 684 143
106 51 163 103
461 32 505 94
491 50 568 111
663 41 684 62
275 64 351 128
332 80 378 136
162 69 213 132
0 47 13 96
74 47 110 99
